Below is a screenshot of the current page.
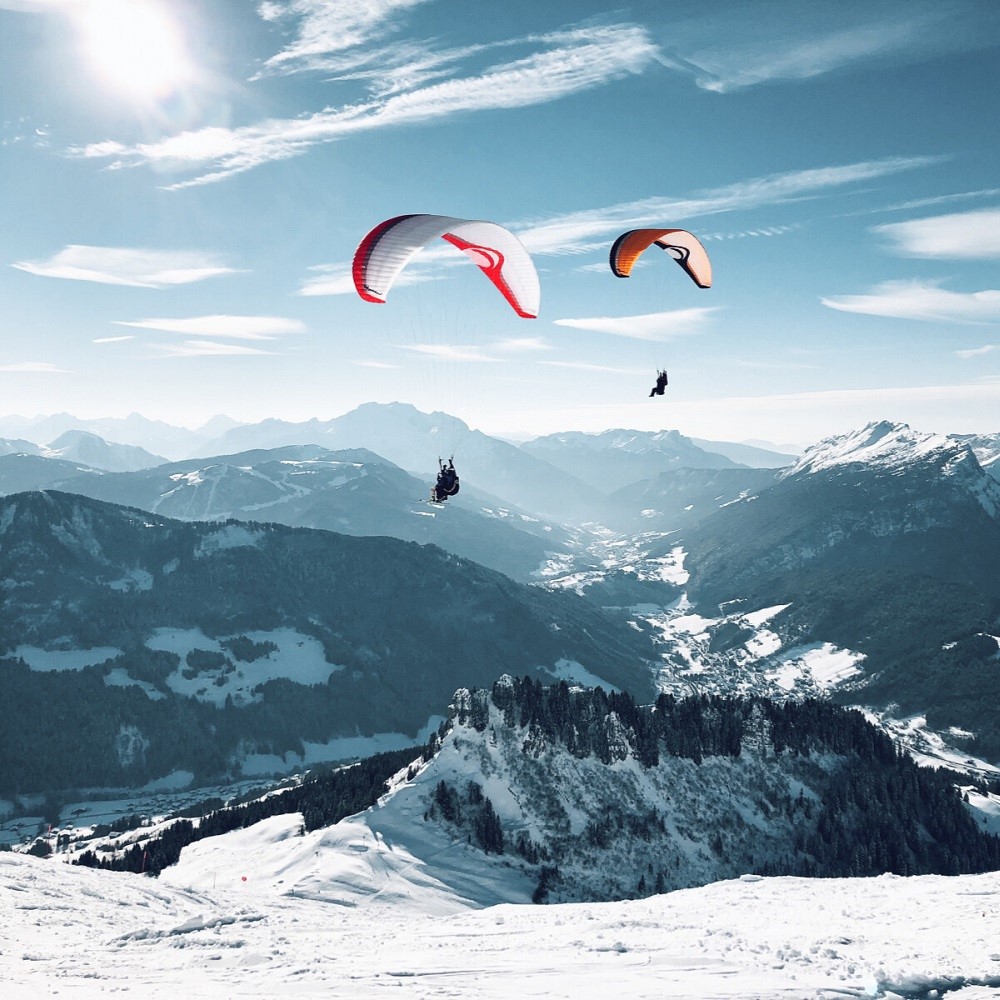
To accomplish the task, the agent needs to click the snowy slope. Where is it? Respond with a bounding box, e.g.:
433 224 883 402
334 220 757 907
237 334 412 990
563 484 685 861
951 431 1000 482
8 690 1000 994
4 832 1000 998
781 420 1000 517
782 420 962 477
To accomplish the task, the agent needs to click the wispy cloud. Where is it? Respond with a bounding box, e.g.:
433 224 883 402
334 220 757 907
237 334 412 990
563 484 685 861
255 0 433 77
294 157 937 296
12 246 242 287
822 280 1000 324
846 189 1000 217
956 344 996 358
873 207 1000 259
513 157 940 255
298 264 355 297
298 261 440 297
701 225 799 241
71 24 658 187
115 315 305 339
152 340 275 357
93 335 134 344
554 308 720 341
656 1 1000 93
493 337 552 353
0 361 70 372
661 20 925 93
402 344 498 362
353 359 400 369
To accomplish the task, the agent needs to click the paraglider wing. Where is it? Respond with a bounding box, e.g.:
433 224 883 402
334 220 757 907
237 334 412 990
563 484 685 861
609 228 712 288
353 214 540 318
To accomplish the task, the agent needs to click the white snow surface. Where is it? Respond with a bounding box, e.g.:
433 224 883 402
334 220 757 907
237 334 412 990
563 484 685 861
145 627 343 706
767 642 866 692
239 715 445 776
4 837 1000 998
784 420 964 478
12 644 122 672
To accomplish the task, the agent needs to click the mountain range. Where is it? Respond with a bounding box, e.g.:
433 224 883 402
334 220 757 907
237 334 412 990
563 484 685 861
0 404 798 508
0 490 656 795
648 422 1000 761
3 410 1000 804
0 430 165 471
0 445 572 583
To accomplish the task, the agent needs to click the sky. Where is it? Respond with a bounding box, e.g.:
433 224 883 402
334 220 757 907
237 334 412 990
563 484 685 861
1 0 999 445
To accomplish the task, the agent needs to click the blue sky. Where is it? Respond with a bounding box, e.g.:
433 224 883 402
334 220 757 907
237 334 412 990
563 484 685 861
1 0 998 445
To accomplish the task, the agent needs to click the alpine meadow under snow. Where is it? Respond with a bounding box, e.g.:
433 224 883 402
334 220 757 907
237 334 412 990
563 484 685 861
4 0 1000 995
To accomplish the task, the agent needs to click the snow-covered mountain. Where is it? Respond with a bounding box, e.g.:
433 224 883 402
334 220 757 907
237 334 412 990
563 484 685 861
523 419 1000 771
0 436 42 457
61 678 1000 902
20 673 996 1000
784 420 994 491
685 420 1000 601
2 445 573 583
0 491 656 795
619 421 1000 765
951 430 1000 482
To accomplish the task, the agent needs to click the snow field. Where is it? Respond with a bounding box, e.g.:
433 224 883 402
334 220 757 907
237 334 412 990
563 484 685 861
4 850 1000 999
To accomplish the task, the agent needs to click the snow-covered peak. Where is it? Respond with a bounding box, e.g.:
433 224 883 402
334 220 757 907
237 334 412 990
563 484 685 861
781 421 967 479
950 431 1000 479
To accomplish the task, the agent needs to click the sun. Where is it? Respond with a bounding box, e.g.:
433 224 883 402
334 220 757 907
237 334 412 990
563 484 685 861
77 0 191 101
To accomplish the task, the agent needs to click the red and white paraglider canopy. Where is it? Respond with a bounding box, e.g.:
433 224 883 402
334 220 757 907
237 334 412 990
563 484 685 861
353 214 540 319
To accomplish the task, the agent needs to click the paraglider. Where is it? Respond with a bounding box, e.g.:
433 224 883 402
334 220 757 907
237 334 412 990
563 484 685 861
609 228 712 289
353 214 540 504
353 214 540 319
430 457 460 503
608 228 711 398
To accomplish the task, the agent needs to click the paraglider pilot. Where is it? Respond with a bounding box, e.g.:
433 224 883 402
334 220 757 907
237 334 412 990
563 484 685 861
431 457 460 503
649 369 668 397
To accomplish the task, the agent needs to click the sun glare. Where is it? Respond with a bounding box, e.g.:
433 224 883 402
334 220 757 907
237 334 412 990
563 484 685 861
77 0 191 101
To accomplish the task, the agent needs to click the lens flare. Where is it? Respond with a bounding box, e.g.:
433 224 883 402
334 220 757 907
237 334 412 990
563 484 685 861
77 0 192 102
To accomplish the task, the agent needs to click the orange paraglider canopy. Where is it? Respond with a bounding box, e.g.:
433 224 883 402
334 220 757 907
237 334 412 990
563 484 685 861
609 228 712 288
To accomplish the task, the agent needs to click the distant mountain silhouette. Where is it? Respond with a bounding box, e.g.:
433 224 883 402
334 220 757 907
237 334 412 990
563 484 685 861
3 445 573 582
193 403 602 520
520 428 744 493
42 430 166 471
